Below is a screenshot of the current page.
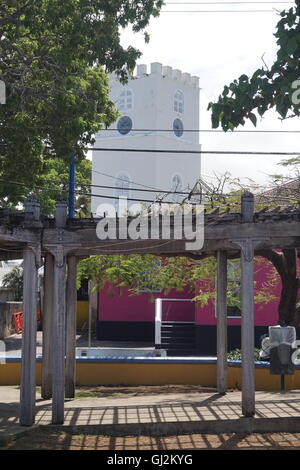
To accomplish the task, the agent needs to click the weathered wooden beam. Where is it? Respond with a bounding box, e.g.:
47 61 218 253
232 238 256 417
20 246 38 426
41 252 54 399
52 199 68 424
42 220 300 256
237 194 256 416
216 251 228 394
240 240 255 417
24 197 41 224
65 255 77 399
241 192 254 223
52 245 66 424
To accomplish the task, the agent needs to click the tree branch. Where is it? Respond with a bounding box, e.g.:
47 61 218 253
255 249 285 280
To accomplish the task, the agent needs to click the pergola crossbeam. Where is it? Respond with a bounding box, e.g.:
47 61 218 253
4 193 299 425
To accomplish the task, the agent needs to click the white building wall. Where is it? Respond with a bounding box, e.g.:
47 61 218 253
92 63 201 215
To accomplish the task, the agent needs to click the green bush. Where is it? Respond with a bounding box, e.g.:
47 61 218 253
227 348 260 361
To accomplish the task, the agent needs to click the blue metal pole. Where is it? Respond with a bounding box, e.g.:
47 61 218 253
68 154 76 218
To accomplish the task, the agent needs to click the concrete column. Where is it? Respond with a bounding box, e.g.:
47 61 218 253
52 245 66 424
216 251 228 394
51 198 68 424
237 192 256 417
41 252 54 399
240 239 255 417
241 192 254 223
65 255 77 399
231 238 256 417
231 234 266 417
20 246 38 426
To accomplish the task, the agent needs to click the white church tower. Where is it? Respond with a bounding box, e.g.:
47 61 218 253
92 62 201 214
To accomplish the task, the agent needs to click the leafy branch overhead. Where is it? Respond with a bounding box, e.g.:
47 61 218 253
207 0 300 326
0 1 163 209
77 254 278 312
1 0 164 101
208 0 300 130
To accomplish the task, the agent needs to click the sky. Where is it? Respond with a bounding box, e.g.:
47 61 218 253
120 0 300 189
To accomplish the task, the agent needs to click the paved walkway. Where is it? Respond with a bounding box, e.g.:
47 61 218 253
5 429 300 450
2 387 300 440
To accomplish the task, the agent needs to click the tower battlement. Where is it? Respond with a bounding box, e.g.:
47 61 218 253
110 62 199 88
137 62 199 88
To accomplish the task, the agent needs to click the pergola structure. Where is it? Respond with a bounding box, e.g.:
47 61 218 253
1 192 300 426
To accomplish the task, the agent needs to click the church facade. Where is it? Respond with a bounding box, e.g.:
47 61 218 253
91 62 201 214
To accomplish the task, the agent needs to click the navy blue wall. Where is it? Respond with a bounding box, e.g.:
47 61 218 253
97 321 300 356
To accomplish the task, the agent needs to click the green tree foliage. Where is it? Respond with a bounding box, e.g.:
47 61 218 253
37 157 92 216
0 1 163 208
208 1 300 130
2 266 23 301
77 183 278 314
77 254 277 309
207 1 300 325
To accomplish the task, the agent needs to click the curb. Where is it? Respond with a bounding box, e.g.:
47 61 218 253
48 415 300 436
2 416 300 445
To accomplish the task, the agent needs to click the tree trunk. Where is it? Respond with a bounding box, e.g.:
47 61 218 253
258 248 299 326
278 278 299 326
278 249 298 326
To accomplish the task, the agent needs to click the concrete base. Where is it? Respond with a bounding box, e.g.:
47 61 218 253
48 416 300 436
76 347 167 358
2 387 300 442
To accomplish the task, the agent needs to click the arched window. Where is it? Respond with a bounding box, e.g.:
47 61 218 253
115 171 131 199
171 174 183 202
118 88 134 112
174 90 184 114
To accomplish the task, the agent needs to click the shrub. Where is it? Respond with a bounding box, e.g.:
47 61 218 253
227 348 260 361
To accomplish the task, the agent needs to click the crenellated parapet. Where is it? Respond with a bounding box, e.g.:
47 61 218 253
110 62 199 88
135 62 199 88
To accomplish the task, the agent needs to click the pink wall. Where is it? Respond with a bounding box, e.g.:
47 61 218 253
99 285 195 322
98 258 285 326
196 258 281 326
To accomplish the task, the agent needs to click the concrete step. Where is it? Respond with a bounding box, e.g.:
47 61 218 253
161 342 196 349
161 336 196 343
167 349 198 356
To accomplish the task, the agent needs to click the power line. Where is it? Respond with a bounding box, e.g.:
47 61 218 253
2 143 299 156
91 147 300 156
101 128 300 134
161 10 275 12
92 170 207 197
5 125 300 134
75 239 179 254
38 174 203 196
86 192 196 205
0 178 199 206
161 1 293 12
166 2 292 3
91 170 215 199
89 181 199 196
92 169 167 192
